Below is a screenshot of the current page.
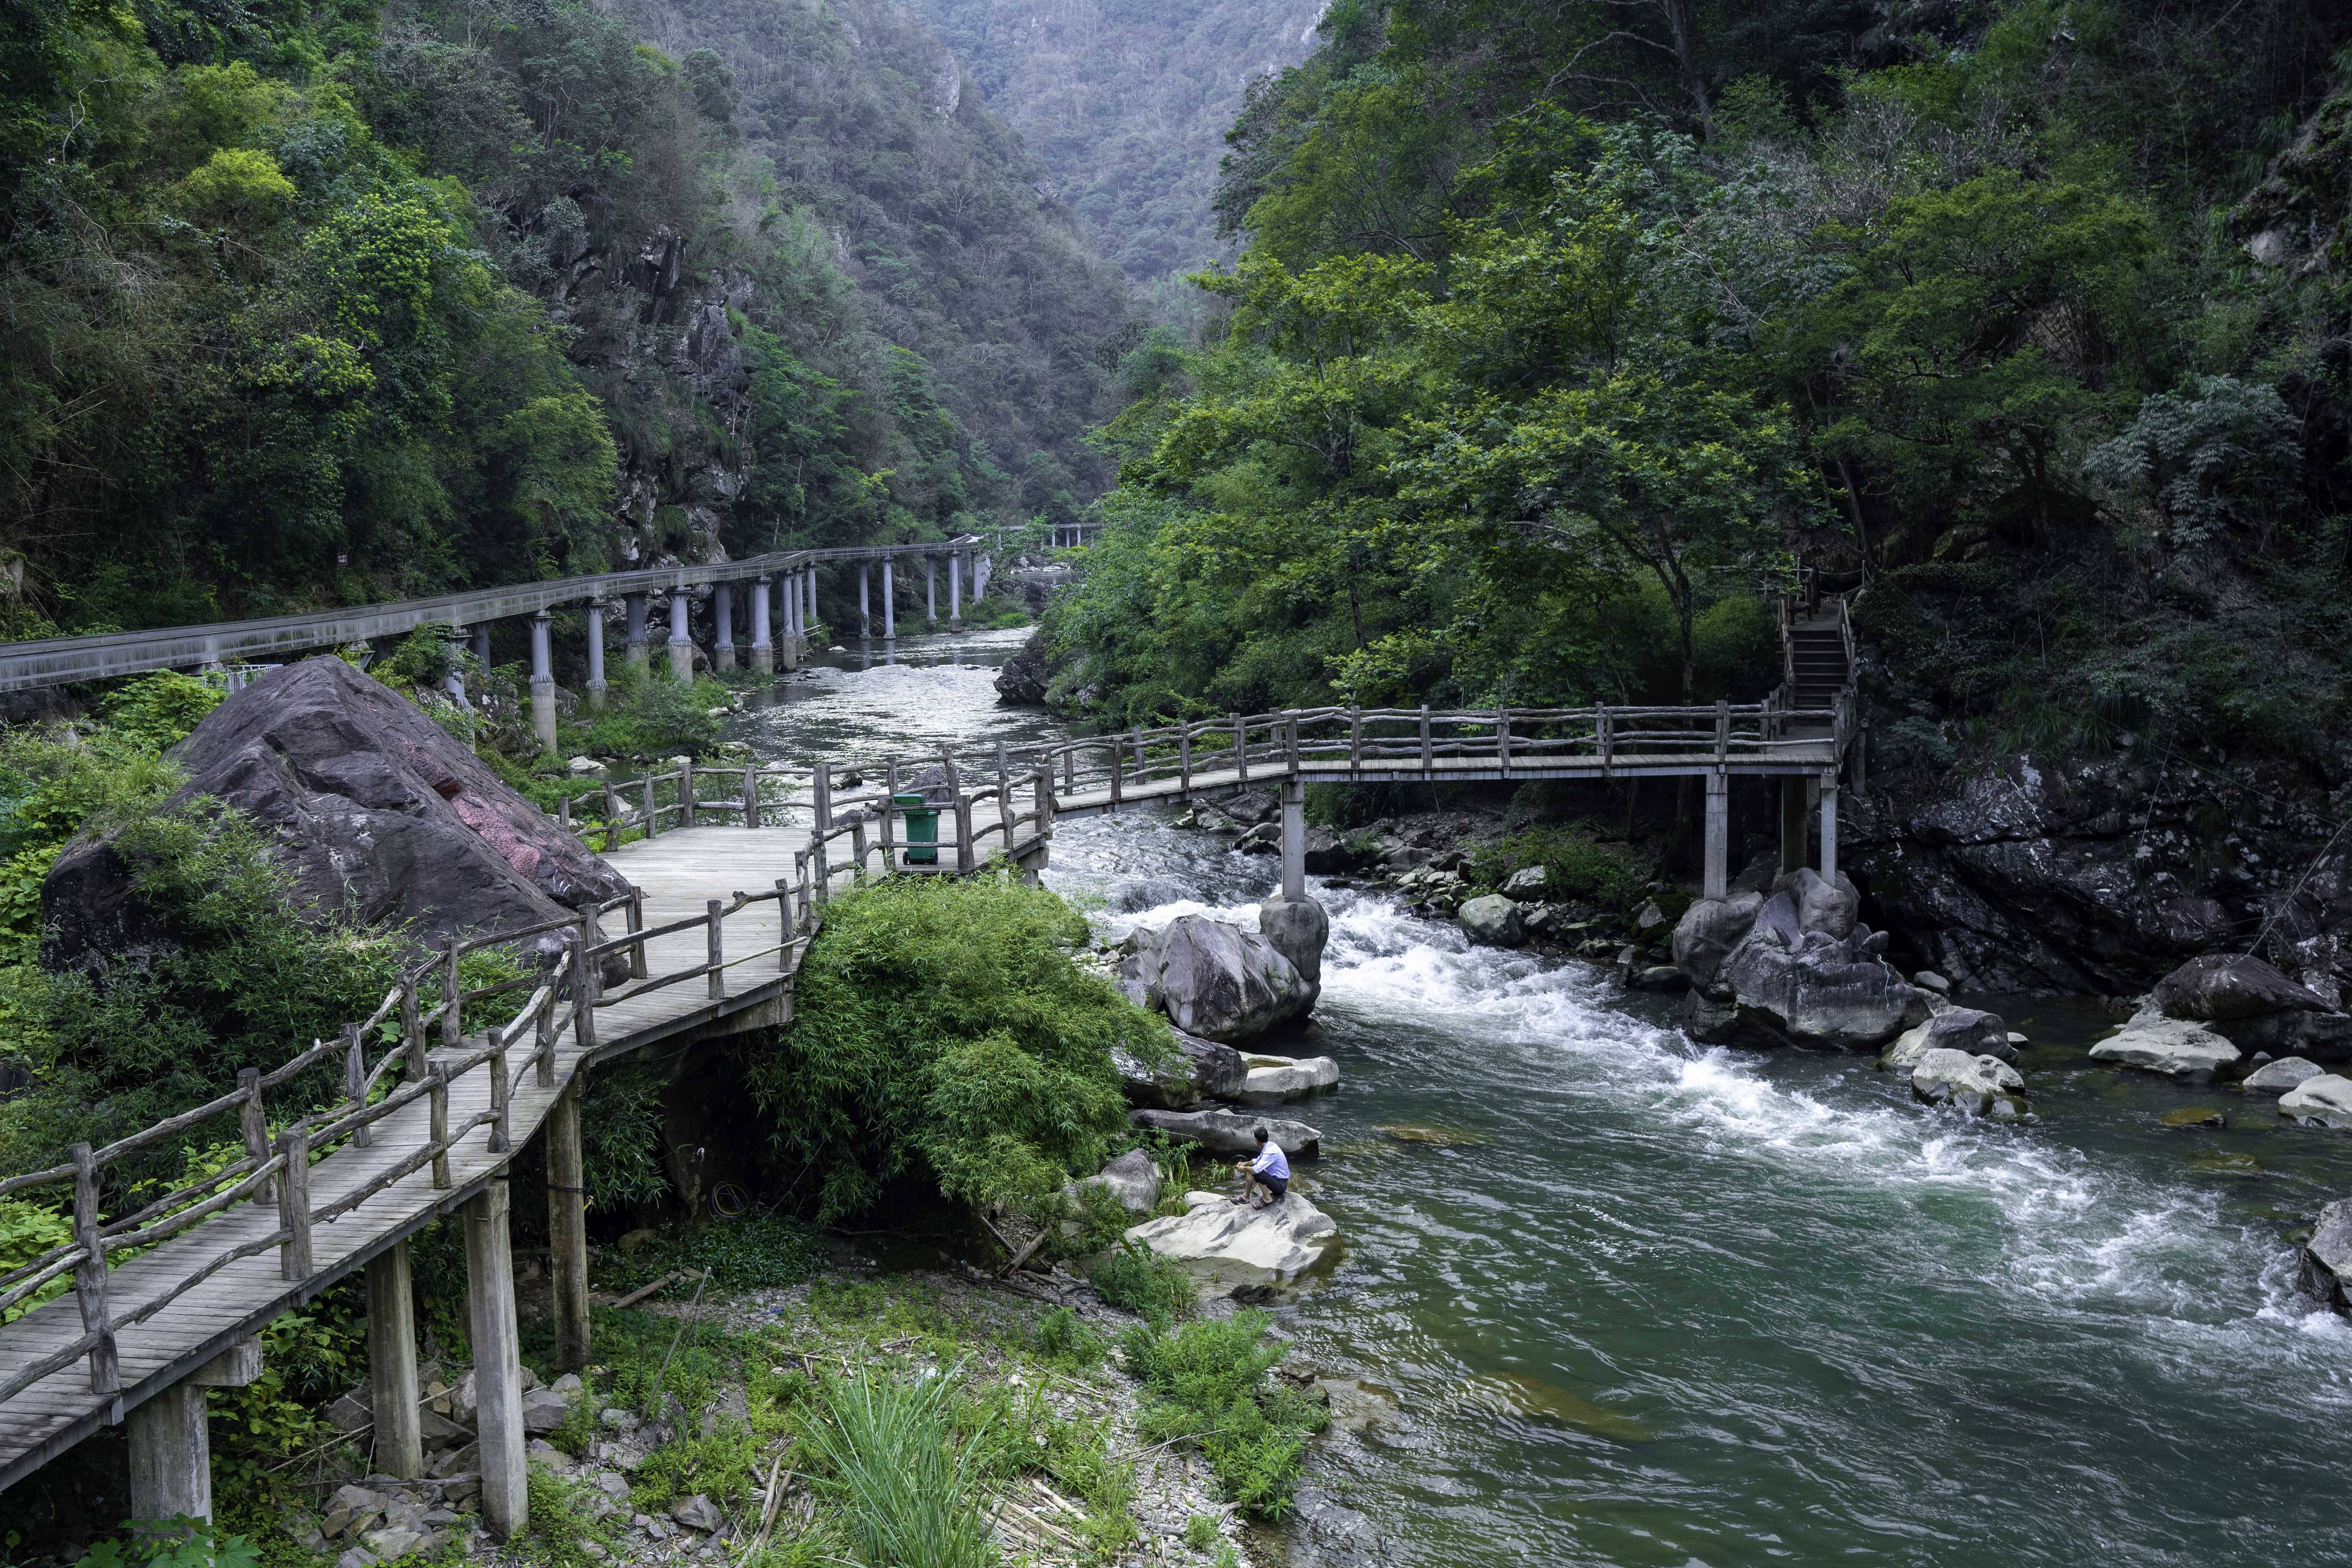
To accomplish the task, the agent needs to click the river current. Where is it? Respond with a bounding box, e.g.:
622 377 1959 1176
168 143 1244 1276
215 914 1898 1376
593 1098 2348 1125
731 628 2352 1568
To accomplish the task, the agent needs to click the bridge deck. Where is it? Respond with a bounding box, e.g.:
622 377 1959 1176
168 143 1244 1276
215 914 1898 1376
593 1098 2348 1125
0 827 807 1490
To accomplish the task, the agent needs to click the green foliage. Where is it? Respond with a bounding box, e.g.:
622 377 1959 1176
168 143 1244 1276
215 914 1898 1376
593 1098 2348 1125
1184 1515 1220 1552
561 663 728 761
1030 1306 1107 1369
745 875 1162 1224
801 1366 1008 1568
101 673 225 752
1463 829 1648 908
595 1213 825 1296
1118 1311 1326 1518
207 1291 369 1511
0 1197 75 1322
1087 1241 1194 1326
524 1469 617 1568
73 1524 262 1568
579 1060 675 1214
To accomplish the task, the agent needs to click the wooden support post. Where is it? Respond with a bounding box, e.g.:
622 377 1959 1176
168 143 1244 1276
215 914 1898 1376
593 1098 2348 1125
126 1382 210 1527
743 765 759 829
1715 699 1731 765
1420 705 1432 775
1178 725 1192 792
276 1127 312 1280
793 850 811 923
1130 729 1145 780
463 1178 527 1541
547 1086 590 1372
813 761 833 832
366 1238 424 1479
487 1039 510 1154
442 937 462 1048
399 977 423 1080
1704 774 1730 901
680 758 696 829
1820 773 1840 886
1280 777 1306 900
641 773 657 839
343 1023 370 1149
603 782 622 851
1779 776 1807 876
1286 716 1300 773
1233 715 1249 783
996 743 1012 850
1033 766 1052 841
238 1068 273 1204
708 900 726 997
776 877 796 956
1498 707 1513 771
1062 743 1075 793
535 983 555 1088
69 1143 118 1394
954 793 975 873
627 889 647 979
569 927 597 1053
1349 707 1362 777
558 793 570 830
1108 734 1123 807
429 1065 450 1189
849 818 868 883
881 759 898 864
1597 707 1611 776
812 837 830 908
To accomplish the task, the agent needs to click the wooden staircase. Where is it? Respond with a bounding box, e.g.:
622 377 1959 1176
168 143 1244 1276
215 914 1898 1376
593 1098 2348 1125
1788 607 1850 710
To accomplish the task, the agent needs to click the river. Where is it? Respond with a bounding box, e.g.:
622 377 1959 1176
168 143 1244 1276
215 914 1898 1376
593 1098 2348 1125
733 627 2352 1568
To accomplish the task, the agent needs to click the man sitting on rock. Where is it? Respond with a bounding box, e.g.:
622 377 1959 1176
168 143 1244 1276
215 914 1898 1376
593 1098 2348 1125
1234 1125 1289 1208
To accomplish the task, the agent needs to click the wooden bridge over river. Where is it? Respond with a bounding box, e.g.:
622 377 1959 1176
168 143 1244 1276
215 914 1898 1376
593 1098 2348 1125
0 600 1859 1539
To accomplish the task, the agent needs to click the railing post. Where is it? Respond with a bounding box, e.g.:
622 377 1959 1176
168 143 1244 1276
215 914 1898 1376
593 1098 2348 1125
742 765 759 829
1349 707 1362 778
627 888 647 979
794 848 811 922
558 792 571 831
1129 729 1145 781
680 757 696 829
707 899 725 1000
1497 706 1511 772
1107 733 1123 807
1286 716 1300 774
238 1067 274 1204
487 1037 510 1154
1034 765 1052 841
812 835 830 907
399 975 423 1080
641 773 657 839
882 759 899 864
1178 724 1192 792
70 1143 119 1394
535 979 556 1087
276 1127 313 1281
1715 699 1730 765
429 1065 450 1189
776 877 796 961
1420 705 1432 774
1233 715 1249 783
343 1022 370 1149
1598 706 1613 776
442 937 462 1048
570 925 598 1053
1062 743 1075 793
814 760 833 833
849 817 868 883
604 782 622 851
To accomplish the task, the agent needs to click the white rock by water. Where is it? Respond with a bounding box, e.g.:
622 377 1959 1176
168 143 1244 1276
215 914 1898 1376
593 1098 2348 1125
2088 1011 2241 1083
1236 1053 1340 1103
1910 1048 2027 1117
1880 1006 2013 1070
567 755 607 775
1126 1192 1338 1289
1459 893 1524 947
2241 1056 2324 1098
2277 1073 2352 1129
1501 865 1551 900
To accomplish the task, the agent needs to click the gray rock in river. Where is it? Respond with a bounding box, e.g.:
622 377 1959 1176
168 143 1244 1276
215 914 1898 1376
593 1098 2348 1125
1910 1048 2028 1118
2277 1073 2352 1129
1458 893 1525 947
1110 1027 1248 1109
1105 875 1194 913
1129 1107 1320 1160
2152 953 2331 1021
1778 866 1861 941
2300 1198 2352 1312
1125 1189 1337 1289
1671 892 1763 991
2240 1056 2324 1098
2089 1010 2241 1083
1258 892 1330 984
1235 1052 1339 1104
1118 915 1314 1043
1068 1148 1161 1218
1719 921 1927 1051
1879 1006 2014 1070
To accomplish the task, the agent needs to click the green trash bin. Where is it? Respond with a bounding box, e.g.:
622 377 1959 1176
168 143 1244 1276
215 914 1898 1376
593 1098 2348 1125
895 791 939 866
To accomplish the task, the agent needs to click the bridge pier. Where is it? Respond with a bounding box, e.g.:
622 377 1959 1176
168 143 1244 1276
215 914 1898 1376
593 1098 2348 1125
666 590 693 683
441 629 472 713
365 1240 424 1479
473 623 491 670
781 572 801 669
463 1178 527 1541
1778 778 1807 876
713 584 736 671
949 550 963 632
1703 774 1729 899
926 555 937 629
528 611 557 755
858 559 871 639
1820 774 1839 886
585 602 608 711
547 1084 591 1372
804 567 819 645
749 579 773 676
1260 777 1330 983
882 557 896 638
126 1338 262 1529
624 591 649 671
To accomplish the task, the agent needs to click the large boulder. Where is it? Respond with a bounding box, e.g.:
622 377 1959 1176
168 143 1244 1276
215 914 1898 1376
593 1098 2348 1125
1068 1149 1161 1219
1879 1006 2013 1071
2152 953 2330 1021
1257 893 1330 985
43 657 631 977
1128 1107 1320 1161
1125 1192 1338 1290
1672 892 1763 991
2240 1056 2325 1099
1910 1048 2028 1118
1458 894 1524 947
1235 1053 1339 1104
1110 1028 1248 1110
993 630 1054 705
1718 922 1927 1050
2088 1010 2241 1083
1118 915 1314 1044
1777 867 1861 941
2278 1073 2352 1130
2299 1198 2352 1312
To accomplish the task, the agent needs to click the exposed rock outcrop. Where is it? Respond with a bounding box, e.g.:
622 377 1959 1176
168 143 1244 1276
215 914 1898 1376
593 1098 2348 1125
2089 1011 2242 1083
1117 915 1314 1043
1718 919 1926 1051
1067 1148 1161 1219
1910 1048 2028 1117
44 658 631 978
1671 892 1762 991
2300 1198 2352 1312
1235 1053 1339 1104
1110 1028 1248 1110
2240 1056 2324 1098
1126 1191 1338 1289
1458 894 1524 947
1879 1006 2013 1071
2152 953 2330 1021
1257 893 1330 985
994 629 1055 705
1128 1107 1320 1160
2278 1073 2352 1129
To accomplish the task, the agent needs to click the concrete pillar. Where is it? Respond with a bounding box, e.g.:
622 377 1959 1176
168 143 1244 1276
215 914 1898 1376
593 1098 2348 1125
366 1240 423 1479
528 611 557 755
881 557 896 638
779 575 800 671
1703 774 1730 900
926 555 937 628
750 578 773 675
805 568 819 645
623 592 649 670
1820 774 1839 886
858 559 871 639
667 589 693 683
585 603 607 711
463 1179 526 1541
473 623 492 669
128 1383 212 1526
1779 777 1807 877
713 583 735 671
1279 777 1306 900
948 551 963 631
547 1085 590 1372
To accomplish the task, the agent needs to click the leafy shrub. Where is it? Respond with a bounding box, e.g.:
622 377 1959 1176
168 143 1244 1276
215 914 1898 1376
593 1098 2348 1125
803 1368 1008 1568
100 672 224 753
745 875 1166 1223
0 1198 74 1322
1462 828 1647 908
525 1468 617 1568
1031 1306 1106 1368
595 1213 823 1295
1088 1241 1193 1324
72 1523 261 1568
1119 1312 1326 1518
562 662 727 761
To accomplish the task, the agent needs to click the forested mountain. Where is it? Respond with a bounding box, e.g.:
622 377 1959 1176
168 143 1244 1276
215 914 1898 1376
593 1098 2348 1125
0 0 1131 638
892 0 1322 292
